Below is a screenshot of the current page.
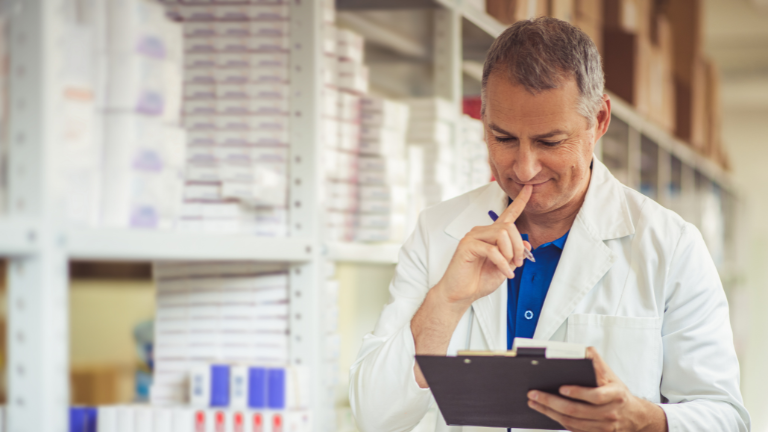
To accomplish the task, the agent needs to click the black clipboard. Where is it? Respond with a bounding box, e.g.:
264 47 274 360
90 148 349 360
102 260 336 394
416 351 597 430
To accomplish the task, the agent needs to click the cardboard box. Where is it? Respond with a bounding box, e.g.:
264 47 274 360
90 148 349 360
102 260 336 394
487 0 547 24
667 0 703 85
575 0 603 22
702 58 722 160
646 14 675 132
674 59 707 150
603 0 651 37
603 29 645 108
574 15 603 55
549 0 575 23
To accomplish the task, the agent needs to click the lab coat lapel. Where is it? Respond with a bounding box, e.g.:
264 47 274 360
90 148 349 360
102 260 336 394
444 182 510 351
533 158 633 341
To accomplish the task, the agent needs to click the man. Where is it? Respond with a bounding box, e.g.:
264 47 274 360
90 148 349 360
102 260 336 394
349 17 749 432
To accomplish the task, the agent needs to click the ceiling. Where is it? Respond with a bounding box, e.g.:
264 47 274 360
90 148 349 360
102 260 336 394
704 0 768 110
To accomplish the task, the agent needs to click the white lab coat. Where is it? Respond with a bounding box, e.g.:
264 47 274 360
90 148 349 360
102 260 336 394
349 157 750 432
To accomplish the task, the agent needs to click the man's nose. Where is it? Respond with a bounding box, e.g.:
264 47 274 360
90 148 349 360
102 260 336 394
514 145 541 182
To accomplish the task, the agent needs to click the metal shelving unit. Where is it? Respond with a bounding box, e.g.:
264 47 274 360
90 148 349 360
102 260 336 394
0 1 739 431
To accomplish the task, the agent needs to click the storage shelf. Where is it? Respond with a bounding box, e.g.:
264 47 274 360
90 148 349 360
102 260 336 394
326 241 400 264
66 228 314 262
442 0 506 37
0 218 40 256
0 220 314 262
608 93 736 194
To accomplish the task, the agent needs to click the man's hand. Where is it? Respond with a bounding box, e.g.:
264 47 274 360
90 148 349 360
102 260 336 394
527 347 668 432
435 183 533 308
411 185 532 388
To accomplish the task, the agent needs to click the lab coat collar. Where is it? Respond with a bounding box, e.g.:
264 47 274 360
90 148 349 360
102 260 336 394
443 155 633 348
443 156 634 242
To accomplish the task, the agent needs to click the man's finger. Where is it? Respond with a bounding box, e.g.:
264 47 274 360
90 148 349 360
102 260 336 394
499 184 532 223
560 384 622 406
528 400 604 432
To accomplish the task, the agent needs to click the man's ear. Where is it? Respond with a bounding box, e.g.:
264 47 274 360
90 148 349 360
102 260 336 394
594 94 612 142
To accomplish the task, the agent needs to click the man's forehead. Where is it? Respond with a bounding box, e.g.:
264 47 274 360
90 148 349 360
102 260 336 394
484 73 582 128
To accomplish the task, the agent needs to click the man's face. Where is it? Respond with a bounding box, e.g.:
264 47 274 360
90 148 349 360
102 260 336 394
484 72 601 216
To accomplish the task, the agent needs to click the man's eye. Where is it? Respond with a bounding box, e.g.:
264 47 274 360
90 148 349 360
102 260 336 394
493 135 513 143
540 140 562 146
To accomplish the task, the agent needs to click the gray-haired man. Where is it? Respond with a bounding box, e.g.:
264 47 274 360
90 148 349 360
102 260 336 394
350 17 749 432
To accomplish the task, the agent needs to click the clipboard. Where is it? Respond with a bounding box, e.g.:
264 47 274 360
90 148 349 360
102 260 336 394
415 349 597 430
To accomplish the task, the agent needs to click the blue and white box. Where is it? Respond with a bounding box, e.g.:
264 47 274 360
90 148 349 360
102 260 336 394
190 363 231 407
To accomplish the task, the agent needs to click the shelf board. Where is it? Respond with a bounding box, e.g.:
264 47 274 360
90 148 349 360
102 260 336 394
445 0 506 38
607 93 736 194
0 218 39 257
66 228 314 262
326 241 400 264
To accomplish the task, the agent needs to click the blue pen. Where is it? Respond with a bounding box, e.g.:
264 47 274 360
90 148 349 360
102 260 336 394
488 210 536 262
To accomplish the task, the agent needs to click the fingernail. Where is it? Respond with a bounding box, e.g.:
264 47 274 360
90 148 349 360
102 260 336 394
529 391 538 400
516 258 523 267
528 401 535 408
560 387 570 396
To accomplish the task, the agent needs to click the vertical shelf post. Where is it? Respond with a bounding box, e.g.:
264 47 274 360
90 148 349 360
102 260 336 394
6 0 70 430
657 148 671 207
288 0 330 430
627 127 641 190
433 8 463 186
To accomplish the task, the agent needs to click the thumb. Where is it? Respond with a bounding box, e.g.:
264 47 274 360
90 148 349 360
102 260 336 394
586 347 616 386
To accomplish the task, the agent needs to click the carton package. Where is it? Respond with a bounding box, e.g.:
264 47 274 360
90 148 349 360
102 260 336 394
549 0 575 23
646 14 675 132
674 58 707 151
667 0 704 85
487 0 548 24
602 29 646 111
575 0 603 22
573 14 603 55
702 58 723 161
603 0 651 37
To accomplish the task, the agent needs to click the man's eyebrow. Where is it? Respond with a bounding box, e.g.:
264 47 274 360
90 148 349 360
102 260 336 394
530 129 568 140
488 123 515 136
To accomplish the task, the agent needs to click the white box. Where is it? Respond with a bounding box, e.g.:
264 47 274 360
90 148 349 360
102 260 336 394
404 97 456 122
214 35 290 53
357 157 407 186
336 28 364 63
217 98 289 116
106 53 169 116
218 52 289 69
97 406 118 432
214 67 289 84
337 60 369 94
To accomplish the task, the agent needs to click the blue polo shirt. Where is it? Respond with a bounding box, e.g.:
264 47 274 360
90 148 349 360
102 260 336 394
507 231 569 349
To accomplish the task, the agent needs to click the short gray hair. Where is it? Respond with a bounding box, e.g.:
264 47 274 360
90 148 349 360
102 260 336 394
481 17 604 126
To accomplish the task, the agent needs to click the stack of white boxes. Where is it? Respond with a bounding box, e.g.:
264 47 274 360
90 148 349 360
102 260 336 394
457 114 491 194
99 0 187 229
357 96 411 242
323 24 368 242
404 97 459 207
170 3 290 236
49 0 103 226
151 262 290 406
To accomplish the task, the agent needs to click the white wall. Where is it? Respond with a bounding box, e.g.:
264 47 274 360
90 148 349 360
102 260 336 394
720 107 768 431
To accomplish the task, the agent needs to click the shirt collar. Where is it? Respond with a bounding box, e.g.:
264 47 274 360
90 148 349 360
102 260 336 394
519 231 569 251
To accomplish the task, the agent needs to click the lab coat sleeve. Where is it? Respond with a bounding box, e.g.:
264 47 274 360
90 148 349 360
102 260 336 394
349 211 434 432
658 222 750 431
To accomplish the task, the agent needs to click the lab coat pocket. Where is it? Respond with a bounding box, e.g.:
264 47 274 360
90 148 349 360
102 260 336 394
565 314 663 402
